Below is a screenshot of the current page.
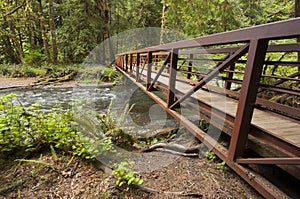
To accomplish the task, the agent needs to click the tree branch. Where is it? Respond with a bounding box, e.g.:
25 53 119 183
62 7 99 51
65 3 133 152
4 0 26 17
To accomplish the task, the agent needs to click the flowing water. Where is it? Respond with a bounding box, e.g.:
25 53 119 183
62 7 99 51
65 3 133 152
0 83 179 132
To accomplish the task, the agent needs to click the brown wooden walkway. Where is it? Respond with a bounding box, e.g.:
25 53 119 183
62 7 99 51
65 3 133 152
114 18 300 198
143 69 300 149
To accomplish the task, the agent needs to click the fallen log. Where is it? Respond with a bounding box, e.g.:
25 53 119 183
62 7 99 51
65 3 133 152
30 71 77 86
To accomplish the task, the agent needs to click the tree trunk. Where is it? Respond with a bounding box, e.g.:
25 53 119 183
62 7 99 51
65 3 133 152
8 20 24 63
2 36 20 64
38 0 51 64
49 0 58 64
160 0 167 45
96 0 112 64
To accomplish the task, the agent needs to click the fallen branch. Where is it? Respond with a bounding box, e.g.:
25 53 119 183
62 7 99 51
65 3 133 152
154 148 199 157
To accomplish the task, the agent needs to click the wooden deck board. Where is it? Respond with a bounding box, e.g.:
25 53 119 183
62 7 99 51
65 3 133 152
139 69 300 148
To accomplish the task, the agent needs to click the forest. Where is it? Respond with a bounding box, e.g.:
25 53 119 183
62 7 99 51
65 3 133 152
0 1 300 198
0 0 297 66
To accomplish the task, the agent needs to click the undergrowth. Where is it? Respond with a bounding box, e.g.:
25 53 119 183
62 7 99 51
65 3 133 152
0 93 142 190
0 93 91 162
0 64 121 84
113 161 143 192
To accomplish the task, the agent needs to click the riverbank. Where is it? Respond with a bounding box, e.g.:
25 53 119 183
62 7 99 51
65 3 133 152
0 77 78 89
0 77 262 198
0 77 39 89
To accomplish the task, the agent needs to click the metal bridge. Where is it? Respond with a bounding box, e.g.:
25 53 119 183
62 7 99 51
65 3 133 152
114 18 300 198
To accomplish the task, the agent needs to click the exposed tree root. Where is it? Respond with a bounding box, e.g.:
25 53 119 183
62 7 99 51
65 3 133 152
141 142 202 155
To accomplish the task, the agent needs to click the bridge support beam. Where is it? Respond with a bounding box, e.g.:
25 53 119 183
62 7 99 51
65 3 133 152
228 39 269 160
167 49 178 108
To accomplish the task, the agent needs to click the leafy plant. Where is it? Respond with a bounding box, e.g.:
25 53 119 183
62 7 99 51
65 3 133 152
24 49 46 65
100 67 121 82
205 150 217 161
217 161 228 171
97 102 136 147
112 161 143 192
0 93 90 160
45 64 79 78
77 65 121 84
199 119 209 132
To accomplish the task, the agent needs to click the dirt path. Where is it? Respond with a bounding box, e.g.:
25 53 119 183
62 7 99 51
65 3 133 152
0 77 76 89
0 77 39 89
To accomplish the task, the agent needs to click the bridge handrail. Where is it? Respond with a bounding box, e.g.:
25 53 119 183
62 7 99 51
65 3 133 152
118 18 300 55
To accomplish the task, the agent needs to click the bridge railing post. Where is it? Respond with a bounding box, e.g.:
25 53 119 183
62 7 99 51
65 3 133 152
146 51 153 91
129 54 133 75
121 55 124 70
167 48 179 108
125 54 128 72
136 53 140 81
228 39 269 160
225 52 235 90
187 54 193 80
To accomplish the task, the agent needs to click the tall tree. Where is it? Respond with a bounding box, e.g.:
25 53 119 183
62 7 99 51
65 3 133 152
38 0 51 64
160 0 167 44
49 0 58 64
6 0 24 63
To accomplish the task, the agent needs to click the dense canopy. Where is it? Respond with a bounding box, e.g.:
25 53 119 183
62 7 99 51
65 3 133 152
0 0 295 65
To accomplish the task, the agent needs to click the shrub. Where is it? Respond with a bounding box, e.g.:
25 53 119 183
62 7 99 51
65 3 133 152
113 161 143 192
0 94 90 160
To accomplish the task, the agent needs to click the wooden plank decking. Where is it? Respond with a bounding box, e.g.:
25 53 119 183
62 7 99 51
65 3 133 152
142 69 300 149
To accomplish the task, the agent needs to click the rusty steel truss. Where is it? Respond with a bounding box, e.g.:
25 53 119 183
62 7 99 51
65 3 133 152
114 18 300 198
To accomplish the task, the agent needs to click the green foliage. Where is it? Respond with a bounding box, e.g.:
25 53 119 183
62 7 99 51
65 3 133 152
0 64 46 77
0 93 139 164
217 161 228 171
15 159 55 170
205 150 217 161
77 65 121 83
199 119 209 132
45 64 79 78
0 0 295 65
112 161 143 192
97 102 136 147
100 67 121 82
166 0 294 37
56 1 102 63
24 49 46 66
0 93 90 160
0 63 80 78
205 151 228 171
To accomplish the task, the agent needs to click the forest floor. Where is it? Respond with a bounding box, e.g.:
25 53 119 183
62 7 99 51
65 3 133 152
0 151 262 199
0 77 262 198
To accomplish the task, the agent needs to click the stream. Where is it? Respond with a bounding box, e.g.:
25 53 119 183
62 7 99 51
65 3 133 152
0 82 179 133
